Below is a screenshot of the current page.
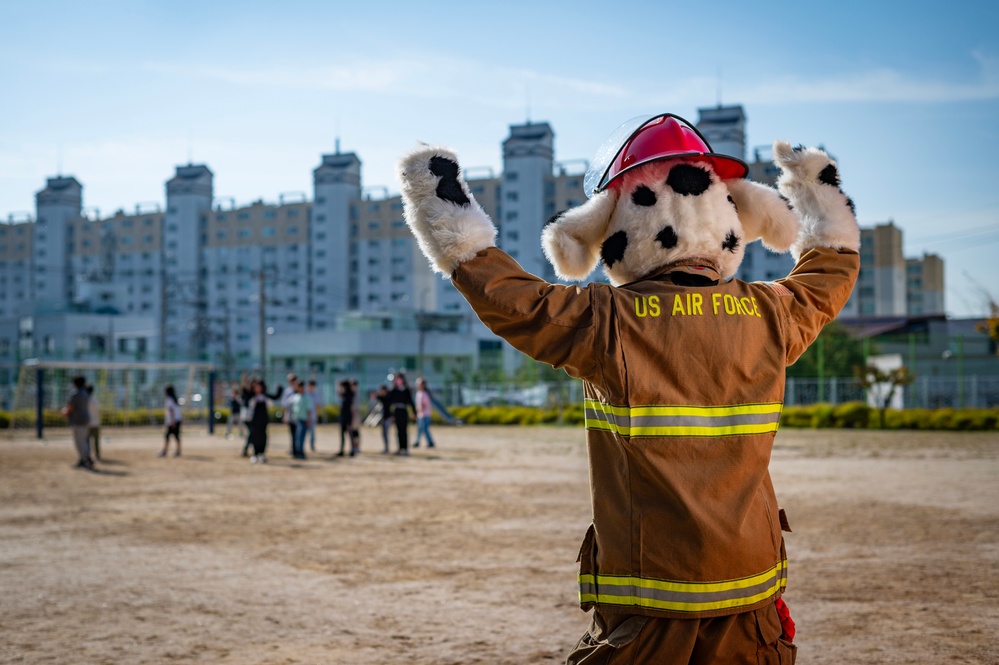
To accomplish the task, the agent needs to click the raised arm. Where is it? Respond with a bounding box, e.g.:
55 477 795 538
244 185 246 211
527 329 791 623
398 146 606 380
770 141 861 364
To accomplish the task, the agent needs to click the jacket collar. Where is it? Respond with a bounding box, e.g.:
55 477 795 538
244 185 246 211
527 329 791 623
625 259 722 287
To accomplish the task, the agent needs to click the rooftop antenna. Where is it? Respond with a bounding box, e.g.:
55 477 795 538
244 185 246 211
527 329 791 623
716 66 723 107
335 116 341 154
526 82 532 124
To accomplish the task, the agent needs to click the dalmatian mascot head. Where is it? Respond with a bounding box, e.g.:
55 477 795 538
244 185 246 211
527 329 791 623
397 112 859 285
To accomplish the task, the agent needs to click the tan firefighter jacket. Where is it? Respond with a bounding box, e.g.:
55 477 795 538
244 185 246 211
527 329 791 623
451 245 860 620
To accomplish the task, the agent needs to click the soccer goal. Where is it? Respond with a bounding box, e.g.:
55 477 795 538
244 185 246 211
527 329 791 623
8 359 216 439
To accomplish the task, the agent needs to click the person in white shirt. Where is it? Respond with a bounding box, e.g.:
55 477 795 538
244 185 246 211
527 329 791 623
413 378 436 449
158 385 182 457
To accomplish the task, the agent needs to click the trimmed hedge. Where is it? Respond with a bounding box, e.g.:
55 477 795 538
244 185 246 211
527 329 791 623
779 402 999 431
5 402 996 431
447 402 997 431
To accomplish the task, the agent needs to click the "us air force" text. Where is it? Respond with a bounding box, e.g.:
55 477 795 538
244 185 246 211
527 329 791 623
634 294 762 318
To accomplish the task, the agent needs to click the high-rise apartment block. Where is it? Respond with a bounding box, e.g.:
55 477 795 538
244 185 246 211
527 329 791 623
0 122 586 379
841 221 944 317
0 109 946 385
906 253 945 315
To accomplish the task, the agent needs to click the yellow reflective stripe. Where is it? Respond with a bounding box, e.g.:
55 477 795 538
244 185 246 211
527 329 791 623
580 559 785 593
579 560 787 613
578 580 786 613
588 422 779 437
584 399 782 417
584 399 782 438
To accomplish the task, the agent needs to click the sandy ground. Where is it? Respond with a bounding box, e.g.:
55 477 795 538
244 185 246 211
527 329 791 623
1 424 998 664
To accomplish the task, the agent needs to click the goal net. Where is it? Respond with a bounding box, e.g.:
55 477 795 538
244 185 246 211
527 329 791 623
7 360 215 437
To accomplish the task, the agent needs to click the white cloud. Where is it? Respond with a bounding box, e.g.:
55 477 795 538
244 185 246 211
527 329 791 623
146 49 999 113
144 56 629 110
726 52 999 105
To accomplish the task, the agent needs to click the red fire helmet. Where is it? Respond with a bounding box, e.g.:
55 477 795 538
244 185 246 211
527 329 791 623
584 114 748 197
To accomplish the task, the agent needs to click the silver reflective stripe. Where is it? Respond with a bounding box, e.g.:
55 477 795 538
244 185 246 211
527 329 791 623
579 559 787 613
584 400 782 437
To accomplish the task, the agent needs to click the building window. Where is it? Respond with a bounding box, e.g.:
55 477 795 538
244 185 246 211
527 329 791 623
262 227 276 237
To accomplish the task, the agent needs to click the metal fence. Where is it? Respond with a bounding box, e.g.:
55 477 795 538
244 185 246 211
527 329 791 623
436 376 999 410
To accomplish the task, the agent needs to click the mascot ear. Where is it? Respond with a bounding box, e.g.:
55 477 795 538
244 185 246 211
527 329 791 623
725 178 801 253
542 188 619 280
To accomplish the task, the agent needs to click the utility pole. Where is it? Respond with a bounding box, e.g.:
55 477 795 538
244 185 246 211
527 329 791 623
258 269 266 373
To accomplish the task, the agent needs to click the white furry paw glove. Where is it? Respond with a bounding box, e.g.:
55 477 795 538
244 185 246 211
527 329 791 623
773 141 860 260
397 145 496 275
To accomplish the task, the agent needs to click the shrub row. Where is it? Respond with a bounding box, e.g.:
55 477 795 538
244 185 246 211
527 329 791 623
447 402 997 431
0 405 346 430
780 402 999 430
5 402 996 431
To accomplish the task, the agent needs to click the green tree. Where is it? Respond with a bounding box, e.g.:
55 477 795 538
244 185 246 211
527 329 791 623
854 363 915 428
787 322 867 378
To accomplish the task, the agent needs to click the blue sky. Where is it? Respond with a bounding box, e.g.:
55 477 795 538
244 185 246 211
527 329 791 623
2 0 997 316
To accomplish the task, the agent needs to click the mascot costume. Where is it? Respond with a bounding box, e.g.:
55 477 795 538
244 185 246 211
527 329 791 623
397 114 859 664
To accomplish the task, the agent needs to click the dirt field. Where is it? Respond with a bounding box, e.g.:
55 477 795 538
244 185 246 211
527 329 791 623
1 424 997 664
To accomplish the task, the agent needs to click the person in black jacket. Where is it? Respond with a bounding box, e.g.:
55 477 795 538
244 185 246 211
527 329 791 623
386 373 417 456
337 379 355 457
244 379 282 463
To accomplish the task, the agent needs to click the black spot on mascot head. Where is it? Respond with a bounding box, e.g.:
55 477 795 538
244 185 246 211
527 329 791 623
818 163 840 187
545 210 567 228
778 193 794 211
722 231 740 253
428 156 470 206
726 195 738 213
845 196 856 215
601 231 628 268
665 164 712 196
631 185 657 207
656 225 678 249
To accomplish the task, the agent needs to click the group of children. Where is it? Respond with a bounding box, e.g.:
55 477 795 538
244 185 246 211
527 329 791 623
220 372 438 463
65 372 439 470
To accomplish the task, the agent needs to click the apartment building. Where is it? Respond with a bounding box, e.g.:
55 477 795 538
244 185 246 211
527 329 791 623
1 108 945 382
0 121 586 378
